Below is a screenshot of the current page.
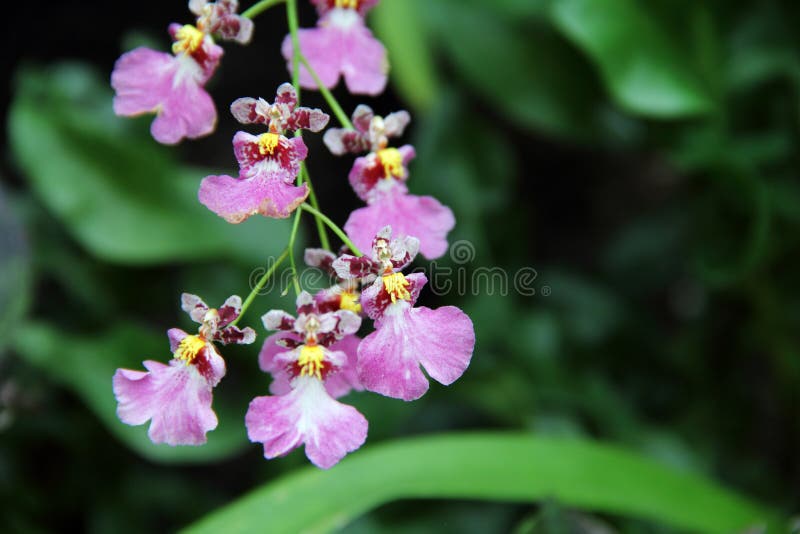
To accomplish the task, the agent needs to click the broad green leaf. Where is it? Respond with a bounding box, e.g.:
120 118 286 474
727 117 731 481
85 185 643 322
549 0 715 117
8 63 288 265
469 0 551 18
184 433 780 534
430 0 606 140
0 187 32 354
371 0 441 111
11 322 247 463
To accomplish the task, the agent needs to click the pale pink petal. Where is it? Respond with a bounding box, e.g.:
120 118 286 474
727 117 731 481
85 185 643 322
352 104 374 134
262 310 297 331
113 359 218 445
181 293 209 323
246 376 368 468
345 193 455 259
198 174 309 222
189 0 208 16
357 305 475 401
383 110 411 138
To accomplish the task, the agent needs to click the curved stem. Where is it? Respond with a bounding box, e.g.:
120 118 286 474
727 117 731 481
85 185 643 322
242 0 285 19
298 55 354 129
230 248 289 327
300 203 363 256
287 208 303 295
301 165 331 250
286 0 302 98
285 0 331 251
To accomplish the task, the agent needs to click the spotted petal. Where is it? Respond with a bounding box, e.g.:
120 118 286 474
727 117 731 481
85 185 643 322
198 173 309 222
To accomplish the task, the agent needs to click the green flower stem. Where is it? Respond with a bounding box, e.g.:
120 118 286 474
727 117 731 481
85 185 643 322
299 54 354 129
286 0 330 250
242 0 285 19
300 164 331 250
300 203 363 256
287 208 303 295
230 248 289 327
286 0 301 95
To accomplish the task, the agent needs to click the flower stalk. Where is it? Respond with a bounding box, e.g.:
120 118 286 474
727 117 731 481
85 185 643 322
242 0 286 20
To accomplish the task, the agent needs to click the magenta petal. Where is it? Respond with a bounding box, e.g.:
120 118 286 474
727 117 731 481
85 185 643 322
112 48 174 115
113 360 219 445
167 328 189 353
409 306 475 385
258 332 296 395
260 326 360 399
340 24 388 95
245 376 368 469
357 305 475 401
150 78 217 144
345 194 456 260
324 335 363 398
112 48 217 145
282 16 387 96
281 28 341 91
198 174 309 222
357 310 430 401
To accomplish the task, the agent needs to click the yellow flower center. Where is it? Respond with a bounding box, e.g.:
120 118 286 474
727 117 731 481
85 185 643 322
297 345 326 380
340 291 362 314
175 335 206 364
377 148 403 179
383 272 411 303
172 25 205 55
258 133 281 155
335 0 359 8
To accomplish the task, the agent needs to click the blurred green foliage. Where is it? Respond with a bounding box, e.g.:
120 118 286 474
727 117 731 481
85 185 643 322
2 0 799 532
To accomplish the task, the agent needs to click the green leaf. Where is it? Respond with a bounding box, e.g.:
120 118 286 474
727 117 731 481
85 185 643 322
11 322 247 463
430 0 606 141
469 0 552 18
549 0 715 117
0 187 32 354
8 63 288 265
183 433 780 534
371 0 441 111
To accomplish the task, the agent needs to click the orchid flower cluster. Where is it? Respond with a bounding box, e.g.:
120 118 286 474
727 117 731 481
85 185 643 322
110 0 475 469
